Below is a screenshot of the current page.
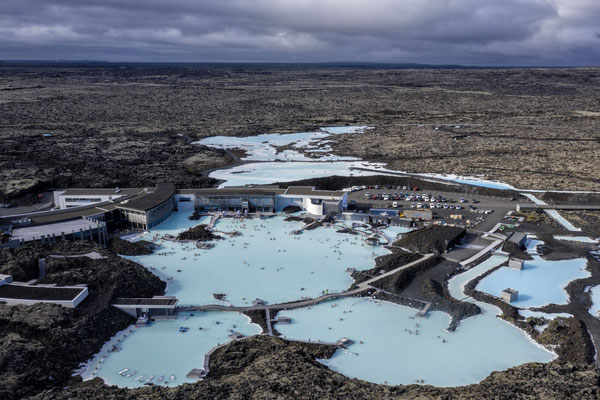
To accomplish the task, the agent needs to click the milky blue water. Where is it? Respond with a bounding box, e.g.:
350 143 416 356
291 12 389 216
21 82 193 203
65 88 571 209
197 125 518 190
476 240 589 308
93 209 559 389
126 206 390 306
195 126 369 162
520 193 582 231
277 254 555 387
210 160 389 188
88 124 570 388
519 310 572 320
588 285 600 318
554 235 599 244
84 311 261 388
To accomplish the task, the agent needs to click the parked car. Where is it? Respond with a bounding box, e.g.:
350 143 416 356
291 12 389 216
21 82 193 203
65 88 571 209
459 198 466 203
392 201 398 208
410 202 416 208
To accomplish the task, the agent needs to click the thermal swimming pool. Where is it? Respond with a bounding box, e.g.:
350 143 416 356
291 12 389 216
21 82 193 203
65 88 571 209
91 211 561 388
126 207 391 306
476 240 589 308
277 255 555 387
89 125 581 389
83 311 261 388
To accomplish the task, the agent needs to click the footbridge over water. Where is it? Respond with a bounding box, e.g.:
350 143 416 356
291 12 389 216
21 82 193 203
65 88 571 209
177 253 436 329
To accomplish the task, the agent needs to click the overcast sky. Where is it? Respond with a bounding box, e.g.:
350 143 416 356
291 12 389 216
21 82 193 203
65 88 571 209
0 0 599 66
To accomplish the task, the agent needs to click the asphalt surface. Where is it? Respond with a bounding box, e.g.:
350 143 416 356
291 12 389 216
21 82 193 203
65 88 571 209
347 187 522 233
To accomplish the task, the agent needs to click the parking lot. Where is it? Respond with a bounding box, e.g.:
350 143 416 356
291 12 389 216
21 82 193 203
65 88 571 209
346 186 525 232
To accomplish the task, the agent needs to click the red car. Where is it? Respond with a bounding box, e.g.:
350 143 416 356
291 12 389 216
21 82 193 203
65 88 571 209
412 187 419 191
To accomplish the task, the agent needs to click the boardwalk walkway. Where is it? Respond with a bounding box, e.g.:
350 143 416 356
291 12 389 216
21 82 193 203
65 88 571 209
207 214 221 229
178 253 436 381
179 253 435 316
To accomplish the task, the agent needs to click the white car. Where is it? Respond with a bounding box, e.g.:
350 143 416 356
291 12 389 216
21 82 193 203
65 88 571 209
417 202 422 208
392 201 398 208
430 203 436 208
410 202 416 208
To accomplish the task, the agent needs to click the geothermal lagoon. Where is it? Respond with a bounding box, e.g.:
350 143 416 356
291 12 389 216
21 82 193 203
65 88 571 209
476 239 589 308
84 126 586 388
87 206 556 388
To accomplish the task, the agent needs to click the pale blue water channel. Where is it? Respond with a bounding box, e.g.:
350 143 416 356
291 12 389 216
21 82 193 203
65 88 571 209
554 235 599 244
476 240 589 308
198 125 522 189
195 126 369 162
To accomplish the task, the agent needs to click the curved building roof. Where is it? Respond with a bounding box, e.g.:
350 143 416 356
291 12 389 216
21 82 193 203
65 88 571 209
115 183 176 212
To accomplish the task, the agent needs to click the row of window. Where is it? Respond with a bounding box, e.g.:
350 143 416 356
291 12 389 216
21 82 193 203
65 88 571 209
65 198 102 203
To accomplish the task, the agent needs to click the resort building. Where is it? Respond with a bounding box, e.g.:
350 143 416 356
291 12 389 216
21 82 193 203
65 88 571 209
1 183 346 248
114 183 177 230
189 185 347 215
53 187 141 209
0 275 88 308
188 186 285 213
112 296 179 318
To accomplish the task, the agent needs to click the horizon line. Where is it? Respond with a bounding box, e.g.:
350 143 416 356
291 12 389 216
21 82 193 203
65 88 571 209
0 59 598 69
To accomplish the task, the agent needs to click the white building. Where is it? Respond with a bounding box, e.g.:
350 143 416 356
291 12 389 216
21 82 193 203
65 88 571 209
53 188 142 209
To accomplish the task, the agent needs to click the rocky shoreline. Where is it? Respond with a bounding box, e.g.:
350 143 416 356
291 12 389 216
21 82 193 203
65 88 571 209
22 337 600 400
2 228 600 399
0 242 166 400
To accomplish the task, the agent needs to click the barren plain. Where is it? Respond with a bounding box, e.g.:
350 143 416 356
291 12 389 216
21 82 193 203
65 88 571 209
1 64 600 205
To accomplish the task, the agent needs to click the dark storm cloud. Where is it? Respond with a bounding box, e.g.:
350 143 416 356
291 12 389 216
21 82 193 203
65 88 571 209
0 0 598 65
